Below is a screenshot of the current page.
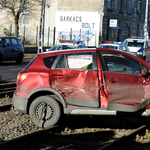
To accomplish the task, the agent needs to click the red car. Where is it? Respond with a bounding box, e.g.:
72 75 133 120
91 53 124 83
13 48 150 129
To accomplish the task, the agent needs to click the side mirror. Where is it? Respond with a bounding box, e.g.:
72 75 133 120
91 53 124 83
142 68 148 78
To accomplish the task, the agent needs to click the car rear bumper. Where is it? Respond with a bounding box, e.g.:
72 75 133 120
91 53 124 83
13 97 28 113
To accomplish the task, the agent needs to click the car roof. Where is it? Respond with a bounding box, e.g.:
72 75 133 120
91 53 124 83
44 48 95 55
100 43 120 46
38 47 150 67
124 38 145 41
59 40 85 45
99 44 128 47
55 43 78 46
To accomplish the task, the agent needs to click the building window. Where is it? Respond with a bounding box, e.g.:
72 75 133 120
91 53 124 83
137 0 141 11
128 0 132 13
107 0 112 9
137 0 141 17
119 0 123 10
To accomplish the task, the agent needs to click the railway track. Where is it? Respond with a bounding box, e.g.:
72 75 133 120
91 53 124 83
0 125 63 150
98 125 147 150
0 80 16 111
0 79 16 98
0 122 148 150
0 80 150 149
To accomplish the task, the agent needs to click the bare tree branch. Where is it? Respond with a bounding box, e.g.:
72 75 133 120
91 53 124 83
0 0 52 37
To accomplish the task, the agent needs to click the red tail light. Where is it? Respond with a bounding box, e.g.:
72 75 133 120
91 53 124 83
17 72 30 82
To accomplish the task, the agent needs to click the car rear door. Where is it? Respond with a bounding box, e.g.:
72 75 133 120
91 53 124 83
11 38 20 59
50 51 100 108
99 50 146 112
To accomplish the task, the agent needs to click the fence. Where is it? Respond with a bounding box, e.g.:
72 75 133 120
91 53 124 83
6 25 98 47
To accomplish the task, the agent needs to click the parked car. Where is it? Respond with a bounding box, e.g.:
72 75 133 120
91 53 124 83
0 37 24 64
59 40 86 46
47 40 87 51
123 38 150 60
98 42 131 53
13 47 150 129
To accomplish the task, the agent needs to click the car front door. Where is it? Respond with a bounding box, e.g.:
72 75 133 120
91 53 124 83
50 52 100 108
100 50 147 112
2 38 12 59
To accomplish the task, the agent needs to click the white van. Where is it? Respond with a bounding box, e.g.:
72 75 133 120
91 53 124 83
123 38 150 61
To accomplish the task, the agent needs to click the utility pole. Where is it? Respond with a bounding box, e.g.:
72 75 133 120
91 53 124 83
38 0 46 54
99 0 104 45
144 0 149 40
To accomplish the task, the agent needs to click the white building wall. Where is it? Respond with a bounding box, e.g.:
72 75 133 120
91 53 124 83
55 11 100 46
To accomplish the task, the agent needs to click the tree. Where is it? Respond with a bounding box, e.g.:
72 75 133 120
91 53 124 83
0 0 51 37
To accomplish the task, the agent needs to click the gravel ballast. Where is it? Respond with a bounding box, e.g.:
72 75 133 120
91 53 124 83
1 96 150 149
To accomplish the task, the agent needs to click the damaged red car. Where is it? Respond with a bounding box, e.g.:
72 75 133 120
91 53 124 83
13 48 150 129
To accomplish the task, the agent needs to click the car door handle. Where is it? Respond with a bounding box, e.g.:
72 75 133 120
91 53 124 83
108 78 118 83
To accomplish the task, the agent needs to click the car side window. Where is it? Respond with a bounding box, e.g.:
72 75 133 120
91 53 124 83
122 46 126 52
11 38 18 46
4 38 11 46
57 46 62 50
67 45 74 49
119 46 123 50
43 56 57 68
49 45 59 51
77 45 82 48
101 51 141 74
56 52 93 70
141 64 150 75
17 39 22 45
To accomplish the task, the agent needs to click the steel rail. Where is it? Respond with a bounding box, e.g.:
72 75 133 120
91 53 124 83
97 125 147 150
0 80 16 97
0 125 66 149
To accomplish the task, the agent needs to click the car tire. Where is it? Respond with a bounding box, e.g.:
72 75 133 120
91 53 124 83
29 96 61 129
16 53 23 64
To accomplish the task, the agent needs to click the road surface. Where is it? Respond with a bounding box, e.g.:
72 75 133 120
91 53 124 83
0 59 32 81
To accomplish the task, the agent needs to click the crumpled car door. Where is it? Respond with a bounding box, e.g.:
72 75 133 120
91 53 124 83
50 52 100 108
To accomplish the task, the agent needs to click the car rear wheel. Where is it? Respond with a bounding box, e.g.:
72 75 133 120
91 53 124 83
16 53 23 64
29 96 61 129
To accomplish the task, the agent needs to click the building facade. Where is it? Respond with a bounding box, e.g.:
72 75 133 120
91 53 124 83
0 0 149 47
56 0 149 45
103 0 147 43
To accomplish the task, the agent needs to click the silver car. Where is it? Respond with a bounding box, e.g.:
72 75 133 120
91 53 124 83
98 43 131 53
